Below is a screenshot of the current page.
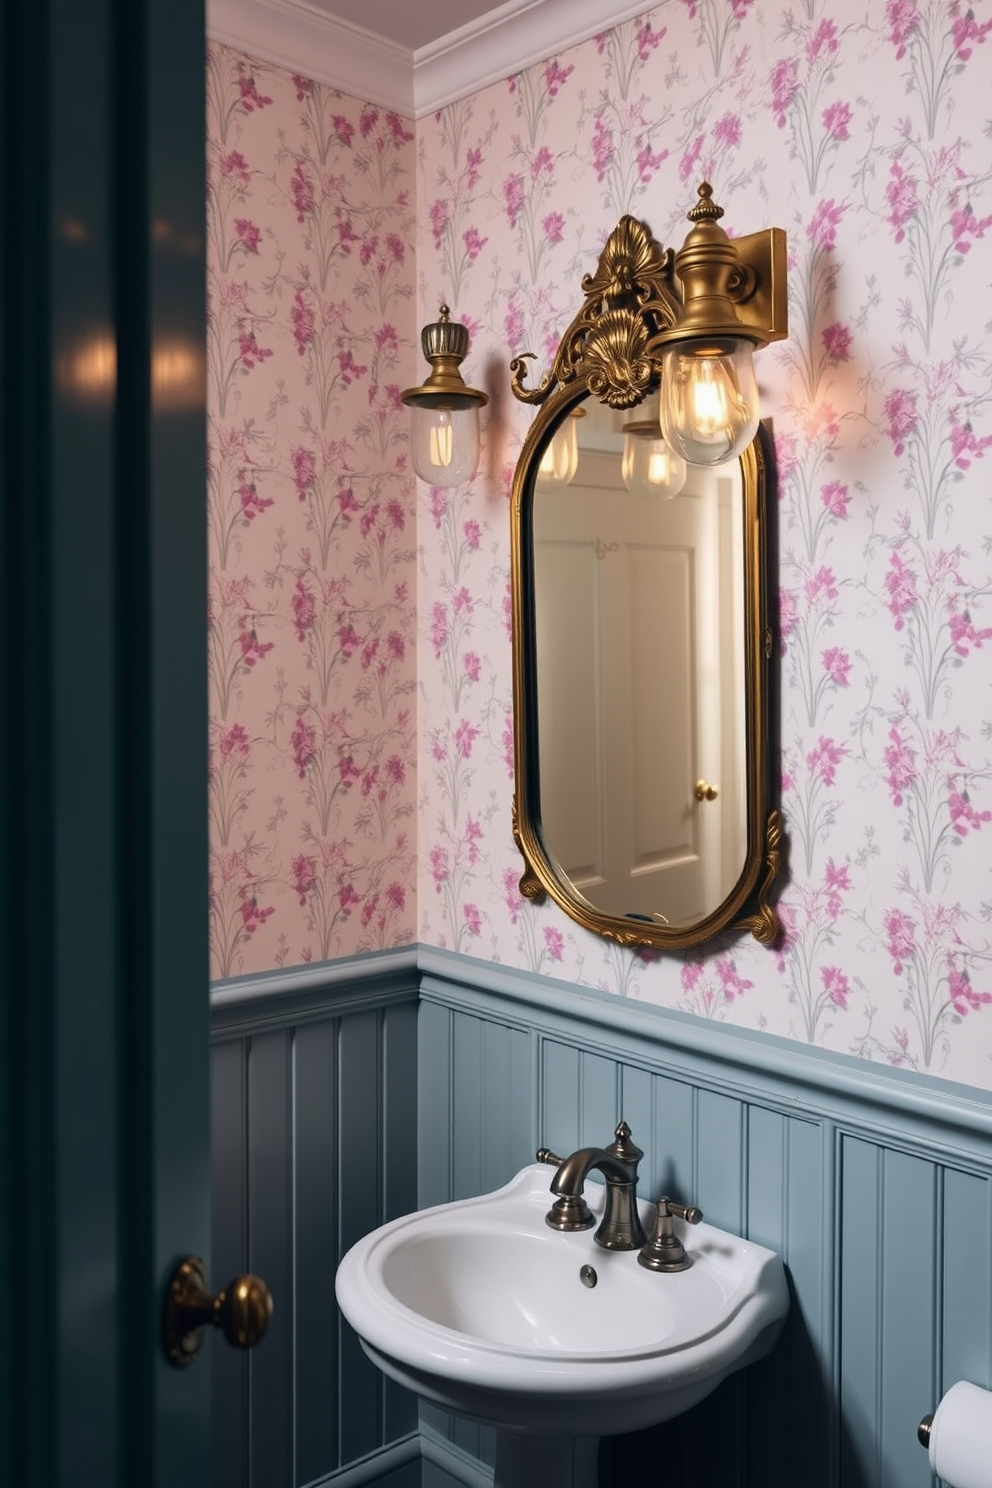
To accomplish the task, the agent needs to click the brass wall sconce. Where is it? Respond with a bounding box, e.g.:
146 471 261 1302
653 182 787 465
402 305 488 487
512 181 786 466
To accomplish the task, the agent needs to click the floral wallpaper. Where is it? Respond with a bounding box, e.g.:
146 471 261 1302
414 0 992 1088
206 43 418 977
206 1 992 1090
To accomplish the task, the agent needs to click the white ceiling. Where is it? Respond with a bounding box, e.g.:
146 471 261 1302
207 0 656 116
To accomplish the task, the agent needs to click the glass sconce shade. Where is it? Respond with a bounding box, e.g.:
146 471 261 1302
410 403 481 488
621 419 687 500
658 337 759 466
535 410 581 491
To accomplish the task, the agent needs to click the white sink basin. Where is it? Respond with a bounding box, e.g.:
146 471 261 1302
335 1163 789 1445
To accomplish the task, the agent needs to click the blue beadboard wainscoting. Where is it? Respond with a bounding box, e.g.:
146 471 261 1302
209 947 992 1488
210 952 423 1488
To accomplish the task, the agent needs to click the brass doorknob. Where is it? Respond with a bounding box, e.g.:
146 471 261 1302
163 1255 273 1368
694 780 719 801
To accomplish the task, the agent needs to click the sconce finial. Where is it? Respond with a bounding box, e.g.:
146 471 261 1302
686 181 724 226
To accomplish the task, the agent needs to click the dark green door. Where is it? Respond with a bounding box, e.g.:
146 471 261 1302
1 0 212 1482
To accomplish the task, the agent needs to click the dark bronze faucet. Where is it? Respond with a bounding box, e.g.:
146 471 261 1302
537 1121 648 1251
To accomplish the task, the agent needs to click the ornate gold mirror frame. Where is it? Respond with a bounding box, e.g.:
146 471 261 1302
509 213 782 953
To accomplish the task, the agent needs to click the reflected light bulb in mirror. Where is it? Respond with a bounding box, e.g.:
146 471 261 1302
621 421 687 501
536 411 580 491
659 338 759 466
411 403 480 488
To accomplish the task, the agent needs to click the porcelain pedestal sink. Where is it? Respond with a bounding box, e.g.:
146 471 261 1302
335 1165 789 1487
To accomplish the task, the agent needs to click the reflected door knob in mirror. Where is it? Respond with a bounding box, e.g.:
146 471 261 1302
694 780 719 802
163 1255 273 1367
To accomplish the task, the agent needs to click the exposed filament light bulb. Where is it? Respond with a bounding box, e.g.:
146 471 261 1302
430 411 454 468
535 408 582 491
659 337 759 466
621 416 687 501
691 358 732 438
647 447 674 483
411 403 480 487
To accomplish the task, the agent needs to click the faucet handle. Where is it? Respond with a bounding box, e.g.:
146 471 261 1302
662 1197 702 1225
637 1195 703 1272
536 1146 566 1167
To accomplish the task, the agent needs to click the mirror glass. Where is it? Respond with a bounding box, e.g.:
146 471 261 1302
532 395 747 931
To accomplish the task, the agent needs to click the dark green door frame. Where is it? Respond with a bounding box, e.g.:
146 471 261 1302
1 0 210 1483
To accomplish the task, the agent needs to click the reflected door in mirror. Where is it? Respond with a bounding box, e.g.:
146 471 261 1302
533 448 746 928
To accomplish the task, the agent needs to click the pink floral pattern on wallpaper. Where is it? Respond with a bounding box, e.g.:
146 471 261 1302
413 0 992 1087
206 44 417 977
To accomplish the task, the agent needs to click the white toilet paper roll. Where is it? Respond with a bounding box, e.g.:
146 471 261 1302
929 1380 992 1488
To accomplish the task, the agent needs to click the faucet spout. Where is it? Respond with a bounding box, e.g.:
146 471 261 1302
550 1147 630 1196
539 1122 648 1251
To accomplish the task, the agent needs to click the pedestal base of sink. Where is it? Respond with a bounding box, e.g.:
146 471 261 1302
494 1431 599 1488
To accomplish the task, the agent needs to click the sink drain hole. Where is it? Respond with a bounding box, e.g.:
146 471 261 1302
579 1265 598 1288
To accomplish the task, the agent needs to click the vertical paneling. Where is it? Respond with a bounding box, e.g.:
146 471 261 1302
689 1083 747 1488
579 1049 622 1143
838 1142 944 1488
418 999 453 1208
760 1112 832 1488
541 1038 583 1151
942 1168 992 1389
338 1011 388 1465
452 1012 485 1198
383 1002 419 1219
294 1018 339 1484
541 1040 620 1152
878 1153 938 1488
211 1040 248 1488
839 1136 883 1488
383 1003 422 1449
434 1011 537 1202
649 1072 696 1200
696 1088 745 1232
743 1105 790 1488
211 979 421 1488
247 1030 295 1488
480 1021 534 1196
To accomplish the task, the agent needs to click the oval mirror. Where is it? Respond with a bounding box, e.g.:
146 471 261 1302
509 213 782 953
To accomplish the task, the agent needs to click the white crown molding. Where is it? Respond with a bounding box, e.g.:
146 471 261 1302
207 0 656 118
207 0 416 114
413 0 655 116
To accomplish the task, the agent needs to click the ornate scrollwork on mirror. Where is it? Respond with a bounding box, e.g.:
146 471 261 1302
509 205 783 953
